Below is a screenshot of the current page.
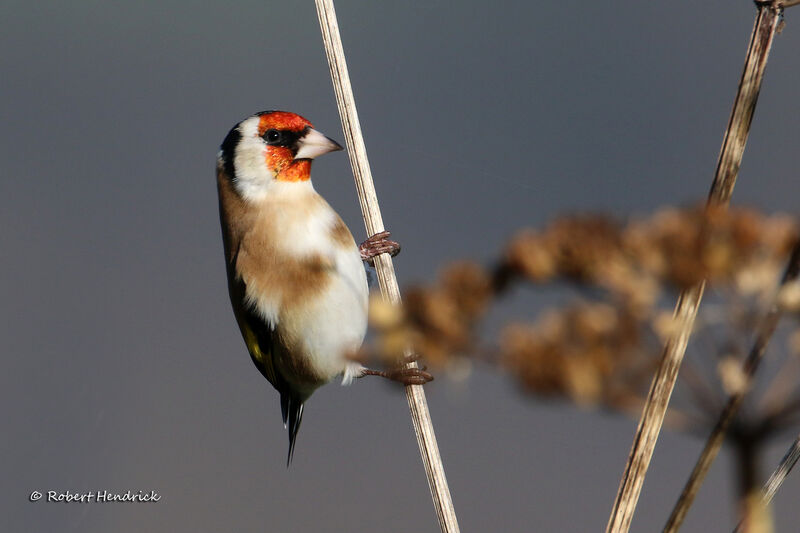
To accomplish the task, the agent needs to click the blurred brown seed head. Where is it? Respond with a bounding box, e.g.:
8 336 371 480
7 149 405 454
365 206 799 421
499 302 641 406
505 231 556 282
439 262 493 320
718 355 750 396
777 281 800 313
501 206 797 294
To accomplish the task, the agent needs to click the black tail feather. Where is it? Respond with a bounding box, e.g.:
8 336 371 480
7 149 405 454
281 393 305 466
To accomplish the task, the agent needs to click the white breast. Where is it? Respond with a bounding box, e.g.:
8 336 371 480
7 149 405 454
295 243 368 382
256 182 368 385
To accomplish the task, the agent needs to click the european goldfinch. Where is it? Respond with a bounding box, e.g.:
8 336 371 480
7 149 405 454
216 110 425 463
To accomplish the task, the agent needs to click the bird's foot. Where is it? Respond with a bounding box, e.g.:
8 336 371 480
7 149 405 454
359 231 401 266
361 363 433 386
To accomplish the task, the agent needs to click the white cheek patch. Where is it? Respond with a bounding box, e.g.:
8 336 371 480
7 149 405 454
232 118 274 202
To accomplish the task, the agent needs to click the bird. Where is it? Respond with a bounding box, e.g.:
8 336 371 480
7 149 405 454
216 110 430 463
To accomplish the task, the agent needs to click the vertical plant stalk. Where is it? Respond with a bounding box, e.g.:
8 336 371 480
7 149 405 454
605 4 783 532
665 241 800 532
314 2 460 532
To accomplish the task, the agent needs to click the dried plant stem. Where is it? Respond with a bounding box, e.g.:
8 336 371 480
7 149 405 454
761 434 800 504
665 241 800 531
605 4 783 532
314 2 460 532
606 285 704 533
706 2 783 206
733 434 800 533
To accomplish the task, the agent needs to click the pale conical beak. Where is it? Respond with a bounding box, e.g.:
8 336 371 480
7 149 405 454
294 128 344 160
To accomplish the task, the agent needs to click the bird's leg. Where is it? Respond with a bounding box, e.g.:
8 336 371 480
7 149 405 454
359 231 422 386
361 354 433 385
361 366 434 386
359 230 401 265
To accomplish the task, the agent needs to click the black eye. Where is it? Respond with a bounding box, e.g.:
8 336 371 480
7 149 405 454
264 129 281 144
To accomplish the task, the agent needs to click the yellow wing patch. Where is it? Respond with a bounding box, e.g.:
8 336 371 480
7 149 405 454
240 319 278 387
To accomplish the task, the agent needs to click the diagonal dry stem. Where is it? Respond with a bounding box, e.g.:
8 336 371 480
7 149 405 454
605 3 784 532
760 434 800 504
314 2 460 532
733 434 800 532
664 241 800 531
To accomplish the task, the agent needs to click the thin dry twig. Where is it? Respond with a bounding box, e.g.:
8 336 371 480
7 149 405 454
314 2 460 532
665 241 800 531
733 434 800 533
606 4 784 532
761 434 800 504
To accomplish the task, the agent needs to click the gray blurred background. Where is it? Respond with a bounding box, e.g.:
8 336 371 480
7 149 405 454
2 1 799 531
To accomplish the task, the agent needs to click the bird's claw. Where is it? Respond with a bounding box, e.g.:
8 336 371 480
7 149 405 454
362 365 434 386
389 366 434 386
359 231 401 265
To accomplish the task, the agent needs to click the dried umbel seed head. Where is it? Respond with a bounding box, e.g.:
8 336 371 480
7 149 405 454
504 231 557 282
366 206 799 419
505 215 624 285
497 302 643 407
500 206 797 294
439 262 493 320
777 281 800 313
